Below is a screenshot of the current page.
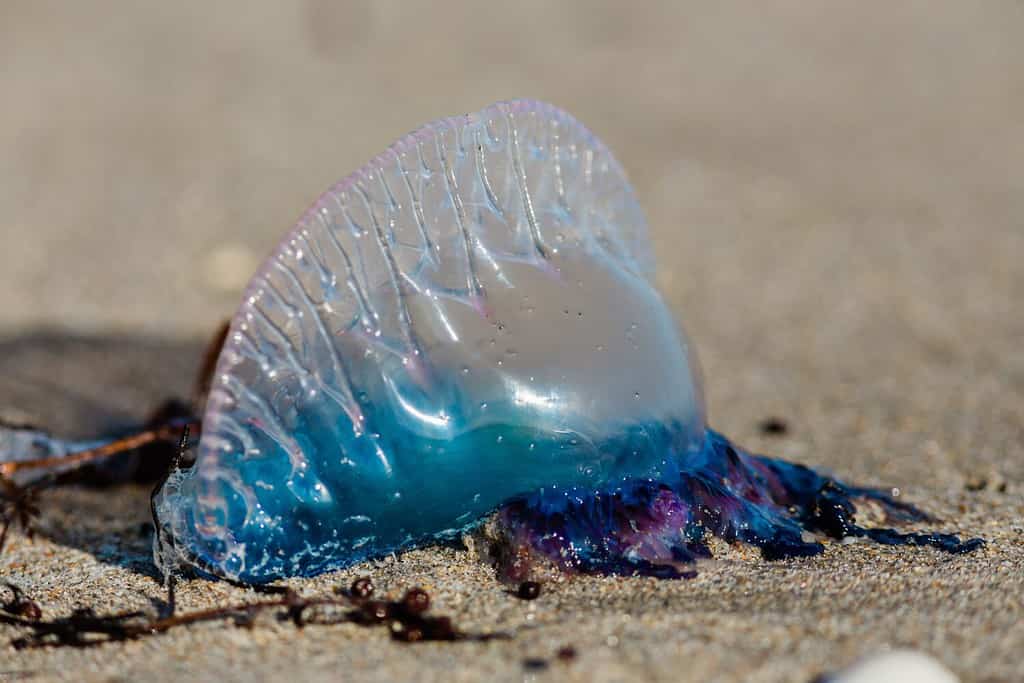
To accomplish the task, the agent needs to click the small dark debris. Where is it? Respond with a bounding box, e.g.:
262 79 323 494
965 472 1008 493
516 581 541 600
522 657 549 671
758 417 789 436
556 645 577 661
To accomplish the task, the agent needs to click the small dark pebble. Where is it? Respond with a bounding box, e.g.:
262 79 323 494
516 581 541 600
232 612 256 630
758 417 789 436
350 576 374 600
522 657 549 671
556 645 577 661
401 587 430 614
965 472 1008 493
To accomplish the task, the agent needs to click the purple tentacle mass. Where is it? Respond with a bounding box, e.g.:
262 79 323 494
492 429 982 581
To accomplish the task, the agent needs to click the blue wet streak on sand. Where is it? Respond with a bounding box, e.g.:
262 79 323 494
152 100 981 583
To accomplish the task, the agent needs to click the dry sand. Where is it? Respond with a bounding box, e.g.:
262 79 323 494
1 2 1022 681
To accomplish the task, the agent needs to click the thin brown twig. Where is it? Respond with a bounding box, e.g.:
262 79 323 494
0 414 197 560
0 317 224 485
0 420 199 480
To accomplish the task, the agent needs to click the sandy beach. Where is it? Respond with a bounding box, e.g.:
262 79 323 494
1 3 1022 681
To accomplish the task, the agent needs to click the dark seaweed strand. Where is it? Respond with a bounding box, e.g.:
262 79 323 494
0 578 513 649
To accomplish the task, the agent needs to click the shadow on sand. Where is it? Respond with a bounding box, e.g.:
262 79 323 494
0 328 209 579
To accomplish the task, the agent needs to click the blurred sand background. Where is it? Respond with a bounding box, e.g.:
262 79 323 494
0 2 1022 681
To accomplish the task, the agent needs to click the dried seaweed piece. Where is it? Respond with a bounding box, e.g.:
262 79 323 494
0 580 504 649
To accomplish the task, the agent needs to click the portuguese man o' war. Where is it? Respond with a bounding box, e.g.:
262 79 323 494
147 99 981 584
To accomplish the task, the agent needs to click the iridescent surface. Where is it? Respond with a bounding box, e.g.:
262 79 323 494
154 100 705 582
153 100 980 584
